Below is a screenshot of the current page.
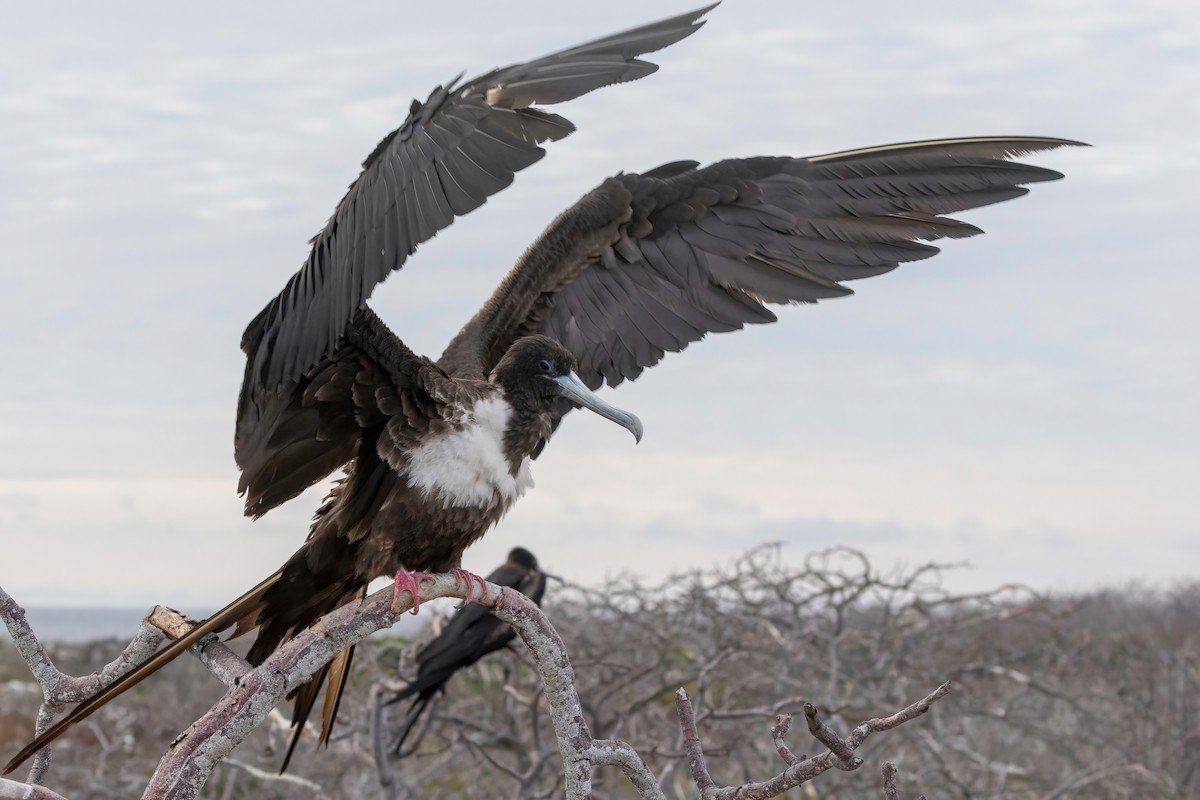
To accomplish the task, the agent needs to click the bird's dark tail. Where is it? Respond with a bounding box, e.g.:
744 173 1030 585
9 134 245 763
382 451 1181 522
239 530 368 772
4 528 369 777
278 587 365 773
391 692 437 756
2 571 282 776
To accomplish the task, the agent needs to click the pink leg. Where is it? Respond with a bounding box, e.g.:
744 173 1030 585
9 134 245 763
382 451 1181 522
392 569 435 615
450 568 489 603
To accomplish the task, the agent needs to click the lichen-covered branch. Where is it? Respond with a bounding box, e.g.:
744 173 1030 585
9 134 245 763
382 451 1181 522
587 740 665 800
1 585 169 785
770 715 803 767
0 777 70 800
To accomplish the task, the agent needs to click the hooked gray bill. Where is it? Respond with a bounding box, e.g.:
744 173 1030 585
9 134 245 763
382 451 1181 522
552 373 643 443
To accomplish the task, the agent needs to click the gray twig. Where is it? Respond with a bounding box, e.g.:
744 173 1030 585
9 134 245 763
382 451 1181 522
675 683 953 800
770 715 804 767
804 702 862 768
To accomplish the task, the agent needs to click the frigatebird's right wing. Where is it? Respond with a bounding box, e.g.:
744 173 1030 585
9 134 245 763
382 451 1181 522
239 4 716 409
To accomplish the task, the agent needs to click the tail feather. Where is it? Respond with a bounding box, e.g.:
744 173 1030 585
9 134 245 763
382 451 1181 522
321 642 357 745
2 571 282 776
392 693 436 756
278 587 364 773
280 662 329 773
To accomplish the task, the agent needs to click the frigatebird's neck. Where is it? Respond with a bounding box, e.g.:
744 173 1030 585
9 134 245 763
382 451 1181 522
497 389 553 474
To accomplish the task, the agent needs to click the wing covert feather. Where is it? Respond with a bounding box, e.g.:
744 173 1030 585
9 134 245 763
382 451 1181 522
236 308 456 518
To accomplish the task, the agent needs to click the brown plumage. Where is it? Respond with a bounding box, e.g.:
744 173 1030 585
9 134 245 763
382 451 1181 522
5 1 1087 777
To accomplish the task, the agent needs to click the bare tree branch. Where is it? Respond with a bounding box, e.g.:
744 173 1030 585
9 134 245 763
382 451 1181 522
221 759 328 798
1 586 168 785
587 740 665 800
770 715 803 767
0 777 70 800
804 703 862 769
674 683 952 800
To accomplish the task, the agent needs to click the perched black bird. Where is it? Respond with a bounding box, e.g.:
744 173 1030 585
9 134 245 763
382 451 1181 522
388 547 550 756
6 1 1086 776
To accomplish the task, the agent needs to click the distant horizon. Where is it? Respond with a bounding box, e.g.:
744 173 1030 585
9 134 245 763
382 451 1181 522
2 601 431 642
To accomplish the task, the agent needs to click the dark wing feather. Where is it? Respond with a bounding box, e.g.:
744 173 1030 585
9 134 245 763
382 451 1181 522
240 4 716 415
478 136 1083 397
237 307 456 518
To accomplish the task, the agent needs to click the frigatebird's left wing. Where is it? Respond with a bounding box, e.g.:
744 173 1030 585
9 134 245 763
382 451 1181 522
240 4 717 410
464 137 1084 405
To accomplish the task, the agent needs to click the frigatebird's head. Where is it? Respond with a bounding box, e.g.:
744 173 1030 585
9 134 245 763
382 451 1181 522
492 335 643 443
509 546 564 584
507 547 539 569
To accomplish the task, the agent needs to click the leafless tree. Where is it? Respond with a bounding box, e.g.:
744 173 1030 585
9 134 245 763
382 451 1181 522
4 546 1196 799
367 547 1194 799
1 561 947 799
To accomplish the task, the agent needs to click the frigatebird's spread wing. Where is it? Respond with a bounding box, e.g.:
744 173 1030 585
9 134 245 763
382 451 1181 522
388 550 548 755
456 137 1084 404
236 4 715 514
239 4 716 408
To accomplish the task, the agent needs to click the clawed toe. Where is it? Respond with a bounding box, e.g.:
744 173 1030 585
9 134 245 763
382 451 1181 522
450 568 489 603
392 570 434 614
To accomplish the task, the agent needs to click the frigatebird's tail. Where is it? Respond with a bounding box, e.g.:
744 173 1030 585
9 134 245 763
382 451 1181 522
1 571 282 776
278 588 365 773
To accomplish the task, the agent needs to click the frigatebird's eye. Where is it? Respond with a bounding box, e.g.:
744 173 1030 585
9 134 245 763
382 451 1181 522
537 359 553 374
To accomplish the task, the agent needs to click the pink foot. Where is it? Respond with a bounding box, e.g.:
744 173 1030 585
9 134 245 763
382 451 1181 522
392 570 435 615
451 568 489 603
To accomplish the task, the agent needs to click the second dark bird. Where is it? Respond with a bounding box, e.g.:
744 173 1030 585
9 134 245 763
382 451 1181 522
388 547 551 756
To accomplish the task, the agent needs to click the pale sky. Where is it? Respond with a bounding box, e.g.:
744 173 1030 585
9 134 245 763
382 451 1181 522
1 0 1196 612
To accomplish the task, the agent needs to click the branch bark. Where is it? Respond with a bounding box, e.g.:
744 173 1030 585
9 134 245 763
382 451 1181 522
3 573 953 800
0 777 70 800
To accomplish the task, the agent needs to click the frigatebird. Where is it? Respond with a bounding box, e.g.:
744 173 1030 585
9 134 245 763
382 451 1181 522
387 547 550 757
5 2 1085 775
